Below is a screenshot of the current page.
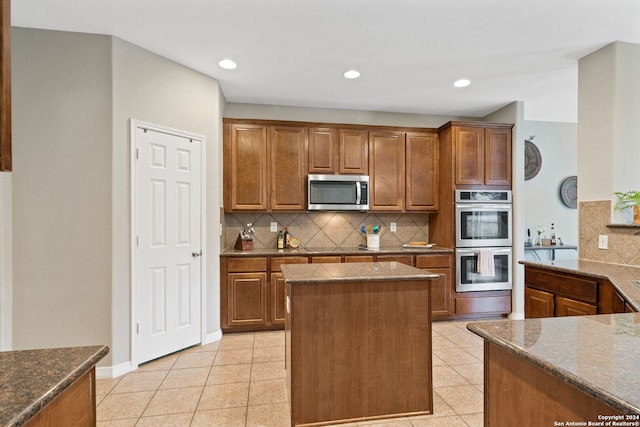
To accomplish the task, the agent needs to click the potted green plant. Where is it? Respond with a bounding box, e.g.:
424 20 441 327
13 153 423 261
613 190 640 224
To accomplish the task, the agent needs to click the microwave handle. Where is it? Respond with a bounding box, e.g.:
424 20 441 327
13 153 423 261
356 181 362 205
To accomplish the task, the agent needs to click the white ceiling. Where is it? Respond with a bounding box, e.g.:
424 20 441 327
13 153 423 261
12 0 640 123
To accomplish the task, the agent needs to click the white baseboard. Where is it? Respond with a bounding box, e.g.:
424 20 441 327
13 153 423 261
509 312 525 320
204 329 222 345
96 361 136 379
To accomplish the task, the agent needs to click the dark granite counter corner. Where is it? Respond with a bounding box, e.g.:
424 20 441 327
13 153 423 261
468 313 640 414
0 345 109 427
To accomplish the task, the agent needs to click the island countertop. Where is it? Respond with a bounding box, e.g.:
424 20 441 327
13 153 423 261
468 314 640 414
519 259 640 311
0 345 109 427
281 261 439 284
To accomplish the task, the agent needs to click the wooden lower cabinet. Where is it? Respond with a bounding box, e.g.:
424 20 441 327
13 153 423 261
227 272 267 327
416 254 452 318
455 292 511 316
270 273 286 325
524 265 635 318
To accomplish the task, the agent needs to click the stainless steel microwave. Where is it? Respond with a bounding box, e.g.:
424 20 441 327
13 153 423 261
307 174 369 211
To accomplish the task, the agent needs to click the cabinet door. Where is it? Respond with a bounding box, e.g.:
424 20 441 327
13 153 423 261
369 131 405 211
225 124 268 211
406 132 439 211
270 273 286 325
339 129 368 174
426 267 452 317
454 126 484 186
484 127 512 186
555 296 597 317
525 287 554 318
227 272 267 326
308 127 337 173
270 126 307 210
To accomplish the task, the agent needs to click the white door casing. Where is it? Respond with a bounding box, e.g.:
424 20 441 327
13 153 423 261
133 121 204 365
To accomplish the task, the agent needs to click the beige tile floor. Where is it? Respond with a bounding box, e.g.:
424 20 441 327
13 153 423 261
96 320 485 427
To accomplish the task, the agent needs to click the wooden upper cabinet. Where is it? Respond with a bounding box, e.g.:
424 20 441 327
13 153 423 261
270 126 307 210
224 123 268 212
308 127 337 174
406 132 439 211
455 126 484 186
339 129 368 174
0 0 11 171
484 127 512 186
453 124 512 187
369 131 405 211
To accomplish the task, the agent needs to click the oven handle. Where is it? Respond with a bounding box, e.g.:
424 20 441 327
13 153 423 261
455 203 512 210
456 248 512 255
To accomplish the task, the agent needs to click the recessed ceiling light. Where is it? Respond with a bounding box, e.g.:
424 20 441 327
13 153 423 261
218 59 237 70
343 70 361 79
453 79 471 88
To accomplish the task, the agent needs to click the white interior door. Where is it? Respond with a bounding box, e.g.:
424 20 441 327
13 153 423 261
135 125 202 364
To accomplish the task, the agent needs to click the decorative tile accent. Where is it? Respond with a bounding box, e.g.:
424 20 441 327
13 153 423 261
224 212 430 249
579 200 640 266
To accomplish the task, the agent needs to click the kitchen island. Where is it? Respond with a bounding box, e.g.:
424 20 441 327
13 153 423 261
281 262 439 427
468 314 640 425
0 345 109 427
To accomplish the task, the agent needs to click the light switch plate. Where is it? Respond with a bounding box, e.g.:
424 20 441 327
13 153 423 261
598 235 608 249
390 222 397 232
270 222 278 232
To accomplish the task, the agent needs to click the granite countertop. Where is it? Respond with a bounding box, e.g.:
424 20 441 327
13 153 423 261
467 313 640 414
281 261 439 284
520 259 640 311
0 345 109 427
220 245 453 257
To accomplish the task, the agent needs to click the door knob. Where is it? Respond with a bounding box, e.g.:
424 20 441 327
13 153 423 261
192 250 202 257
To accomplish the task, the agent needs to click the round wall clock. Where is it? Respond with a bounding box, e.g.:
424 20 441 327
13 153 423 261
524 140 542 180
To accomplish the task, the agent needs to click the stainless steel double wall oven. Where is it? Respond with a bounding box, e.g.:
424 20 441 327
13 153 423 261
454 190 513 292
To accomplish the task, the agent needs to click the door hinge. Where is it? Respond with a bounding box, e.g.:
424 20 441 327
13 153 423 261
136 236 140 247
136 323 140 334
135 148 139 160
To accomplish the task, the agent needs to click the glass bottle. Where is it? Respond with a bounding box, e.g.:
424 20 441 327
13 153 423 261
277 231 284 249
550 223 556 245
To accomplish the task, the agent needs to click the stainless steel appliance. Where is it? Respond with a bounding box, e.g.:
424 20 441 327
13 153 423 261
455 247 512 292
307 174 369 211
455 190 512 292
455 190 512 247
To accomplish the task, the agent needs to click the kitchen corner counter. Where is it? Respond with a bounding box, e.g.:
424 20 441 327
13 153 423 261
281 261 439 284
0 345 109 427
468 313 640 415
519 259 640 311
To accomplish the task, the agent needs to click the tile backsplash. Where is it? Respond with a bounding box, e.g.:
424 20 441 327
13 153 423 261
224 212 430 250
579 200 640 266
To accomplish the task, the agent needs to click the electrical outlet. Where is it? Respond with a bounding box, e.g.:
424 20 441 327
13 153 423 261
270 222 278 232
390 222 397 232
598 235 608 249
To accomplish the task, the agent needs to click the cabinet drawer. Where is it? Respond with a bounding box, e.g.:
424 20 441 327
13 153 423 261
526 269 597 304
228 257 267 272
311 256 342 263
456 295 511 315
376 255 413 266
415 254 451 268
344 255 375 263
271 257 309 272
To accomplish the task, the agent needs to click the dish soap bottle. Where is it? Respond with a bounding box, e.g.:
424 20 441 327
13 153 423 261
277 231 284 249
550 223 556 245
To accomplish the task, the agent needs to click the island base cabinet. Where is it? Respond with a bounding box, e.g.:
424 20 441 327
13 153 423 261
484 342 623 425
25 368 96 427
286 279 433 426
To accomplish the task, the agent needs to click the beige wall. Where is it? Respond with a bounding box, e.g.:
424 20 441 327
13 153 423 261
11 28 224 369
12 28 114 353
